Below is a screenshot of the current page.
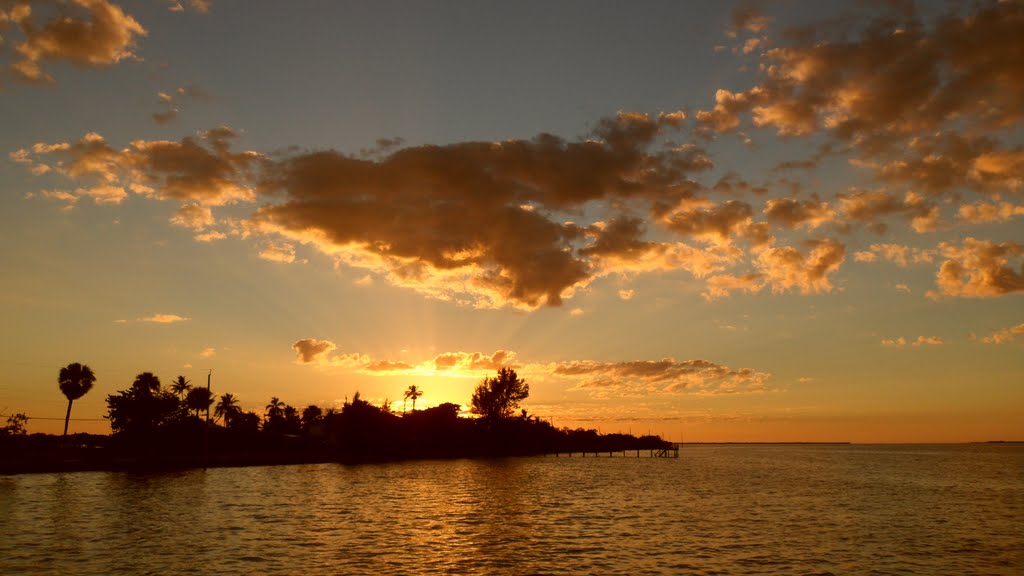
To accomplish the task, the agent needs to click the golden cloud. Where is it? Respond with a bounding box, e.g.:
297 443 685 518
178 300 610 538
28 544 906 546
930 238 1024 299
881 337 907 348
701 273 764 301
912 336 943 347
763 197 836 230
957 201 1024 225
551 357 770 396
433 350 517 372
836 189 939 234
697 2 1024 199
169 203 215 230
583 218 744 279
362 360 414 372
6 0 146 84
755 238 845 295
853 243 935 268
662 198 767 246
138 313 189 323
713 3 1024 139
288 343 770 397
22 128 261 207
977 323 1024 345
258 242 296 264
882 336 944 348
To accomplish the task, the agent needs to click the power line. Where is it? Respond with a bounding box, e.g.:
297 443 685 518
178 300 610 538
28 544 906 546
0 414 107 421
29 417 108 421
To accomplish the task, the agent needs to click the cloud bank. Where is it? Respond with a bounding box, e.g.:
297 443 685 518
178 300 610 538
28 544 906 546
12 1 1023 312
290 340 769 398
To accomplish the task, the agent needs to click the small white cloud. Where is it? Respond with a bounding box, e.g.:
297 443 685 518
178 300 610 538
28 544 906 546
259 242 296 263
194 231 227 242
912 336 943 347
881 337 907 348
977 323 1024 344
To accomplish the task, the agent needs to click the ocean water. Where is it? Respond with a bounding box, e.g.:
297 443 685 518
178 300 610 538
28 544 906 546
1 444 1021 575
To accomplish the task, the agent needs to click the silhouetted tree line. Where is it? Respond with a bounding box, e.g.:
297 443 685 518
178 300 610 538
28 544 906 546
2 364 671 472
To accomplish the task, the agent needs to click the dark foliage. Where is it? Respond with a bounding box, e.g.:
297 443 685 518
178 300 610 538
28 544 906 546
470 367 529 421
1 412 29 437
5 368 673 473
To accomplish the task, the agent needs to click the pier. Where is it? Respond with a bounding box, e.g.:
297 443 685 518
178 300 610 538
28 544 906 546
546 443 680 458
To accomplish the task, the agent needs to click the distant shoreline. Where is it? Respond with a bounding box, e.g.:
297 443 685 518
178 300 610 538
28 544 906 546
679 441 851 445
681 441 1024 445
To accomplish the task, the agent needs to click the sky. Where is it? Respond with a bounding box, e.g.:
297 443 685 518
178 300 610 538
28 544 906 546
1 0 1022 443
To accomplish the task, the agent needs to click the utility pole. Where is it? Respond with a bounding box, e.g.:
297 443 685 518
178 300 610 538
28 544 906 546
203 369 211 470
206 370 212 423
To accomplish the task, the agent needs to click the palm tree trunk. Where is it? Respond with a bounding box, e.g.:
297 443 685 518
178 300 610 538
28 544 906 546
63 398 73 437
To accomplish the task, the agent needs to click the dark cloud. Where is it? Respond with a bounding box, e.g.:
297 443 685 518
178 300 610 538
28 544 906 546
292 338 336 364
252 112 714 308
166 0 210 13
291 338 367 367
731 7 769 34
152 109 178 126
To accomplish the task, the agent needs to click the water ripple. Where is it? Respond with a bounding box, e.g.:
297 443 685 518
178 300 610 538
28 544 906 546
2 445 1022 574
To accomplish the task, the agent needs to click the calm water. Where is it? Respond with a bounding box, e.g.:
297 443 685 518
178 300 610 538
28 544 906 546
1 444 1021 575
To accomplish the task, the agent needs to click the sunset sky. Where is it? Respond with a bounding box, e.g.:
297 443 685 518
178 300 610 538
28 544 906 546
1 0 1021 442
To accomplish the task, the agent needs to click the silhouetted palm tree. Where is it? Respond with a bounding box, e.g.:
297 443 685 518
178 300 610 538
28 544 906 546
58 362 95 437
170 375 191 398
301 405 323 429
131 372 161 395
215 393 241 427
283 405 300 426
185 387 214 420
265 397 285 421
404 385 423 413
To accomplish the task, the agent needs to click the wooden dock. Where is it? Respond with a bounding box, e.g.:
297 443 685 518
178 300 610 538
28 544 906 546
546 444 680 458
